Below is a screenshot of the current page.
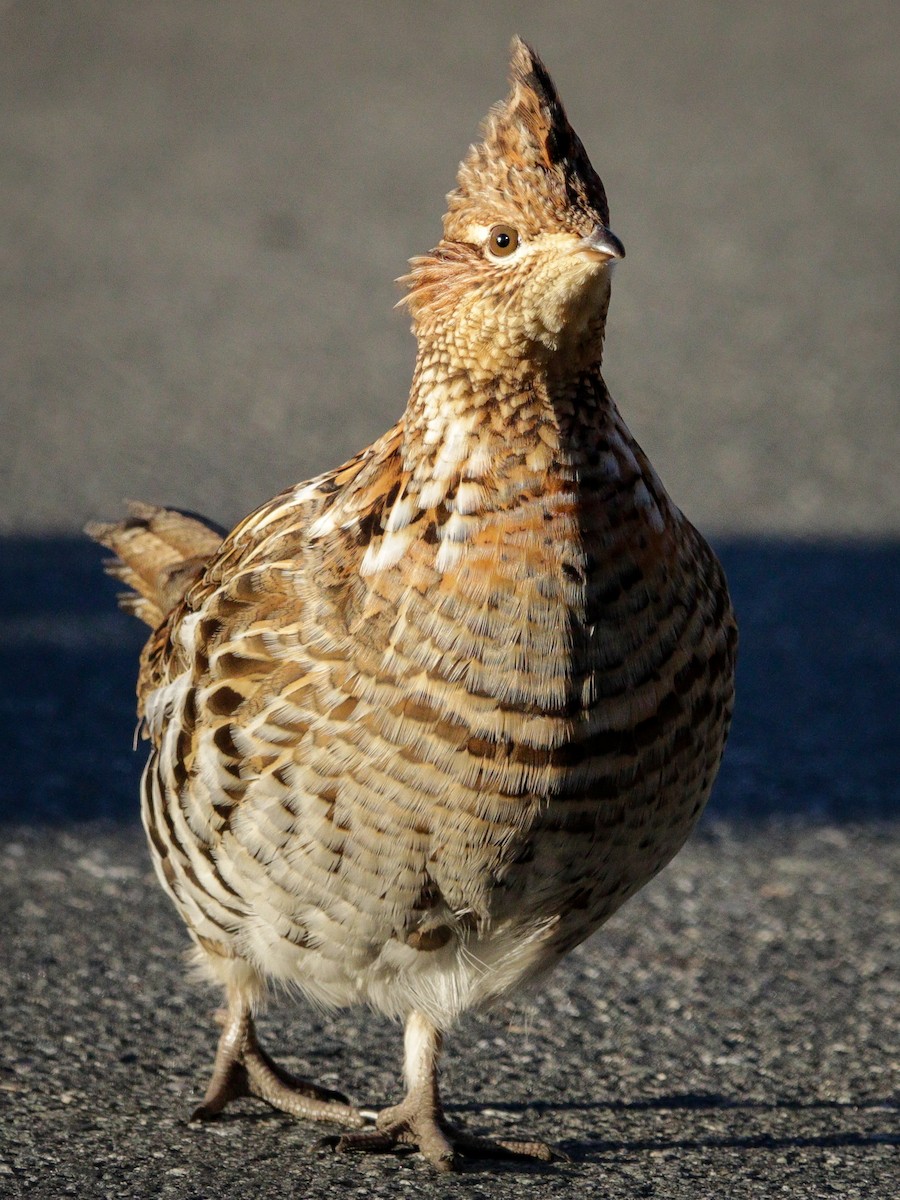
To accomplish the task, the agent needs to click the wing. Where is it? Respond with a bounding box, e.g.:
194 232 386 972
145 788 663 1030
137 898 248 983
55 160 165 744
137 420 424 964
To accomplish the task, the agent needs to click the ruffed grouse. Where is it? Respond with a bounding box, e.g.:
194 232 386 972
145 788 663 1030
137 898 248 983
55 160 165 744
88 38 737 1171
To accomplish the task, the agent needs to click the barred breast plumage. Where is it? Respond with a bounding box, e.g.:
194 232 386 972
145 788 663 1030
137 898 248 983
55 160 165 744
88 37 736 1172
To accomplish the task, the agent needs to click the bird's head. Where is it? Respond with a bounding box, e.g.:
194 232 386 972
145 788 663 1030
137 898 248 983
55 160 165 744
401 37 624 378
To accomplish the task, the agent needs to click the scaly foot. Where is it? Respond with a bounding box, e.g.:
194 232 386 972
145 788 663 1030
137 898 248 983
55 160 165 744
191 1004 365 1128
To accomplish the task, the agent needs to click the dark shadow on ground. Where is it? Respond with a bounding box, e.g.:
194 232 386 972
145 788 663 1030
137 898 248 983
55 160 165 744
449 1093 899 1165
0 536 897 823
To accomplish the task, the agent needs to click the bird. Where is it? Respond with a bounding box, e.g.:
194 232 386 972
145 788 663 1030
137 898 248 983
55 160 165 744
87 37 737 1172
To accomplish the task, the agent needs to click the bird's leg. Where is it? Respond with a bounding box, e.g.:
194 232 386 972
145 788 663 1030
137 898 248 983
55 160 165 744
190 991 365 1127
333 1011 555 1171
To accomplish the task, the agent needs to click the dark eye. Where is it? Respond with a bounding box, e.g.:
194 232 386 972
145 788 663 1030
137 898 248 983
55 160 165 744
487 225 519 258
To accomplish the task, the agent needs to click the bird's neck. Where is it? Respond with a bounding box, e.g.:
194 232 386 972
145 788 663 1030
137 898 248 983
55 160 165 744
400 344 611 500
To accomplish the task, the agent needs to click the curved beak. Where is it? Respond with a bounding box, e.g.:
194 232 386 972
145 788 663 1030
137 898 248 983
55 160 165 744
581 225 626 262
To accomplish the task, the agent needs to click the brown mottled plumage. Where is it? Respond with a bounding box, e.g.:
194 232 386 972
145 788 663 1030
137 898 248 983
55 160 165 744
87 38 736 1171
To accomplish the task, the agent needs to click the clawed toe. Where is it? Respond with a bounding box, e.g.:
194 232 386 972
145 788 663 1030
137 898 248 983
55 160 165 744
451 1127 558 1164
331 1104 555 1171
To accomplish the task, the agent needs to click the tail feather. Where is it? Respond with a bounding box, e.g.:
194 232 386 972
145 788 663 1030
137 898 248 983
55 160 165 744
85 502 223 628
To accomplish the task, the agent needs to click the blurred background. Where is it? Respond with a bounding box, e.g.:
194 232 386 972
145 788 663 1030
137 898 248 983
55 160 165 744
1 0 896 822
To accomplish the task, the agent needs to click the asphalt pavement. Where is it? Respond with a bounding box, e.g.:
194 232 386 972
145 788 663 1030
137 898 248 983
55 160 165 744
1 3 898 1197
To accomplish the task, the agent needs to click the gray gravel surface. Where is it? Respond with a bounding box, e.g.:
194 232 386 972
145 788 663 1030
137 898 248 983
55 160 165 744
2 822 898 1199
1 2 898 1196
